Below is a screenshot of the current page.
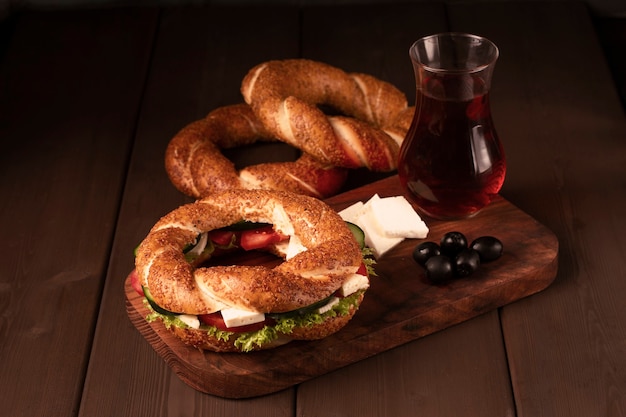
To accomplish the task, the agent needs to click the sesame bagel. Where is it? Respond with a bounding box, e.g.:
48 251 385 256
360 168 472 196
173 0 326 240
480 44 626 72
165 103 348 199
241 59 412 171
133 189 369 352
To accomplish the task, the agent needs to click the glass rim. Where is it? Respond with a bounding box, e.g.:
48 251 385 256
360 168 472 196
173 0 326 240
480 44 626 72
410 32 500 74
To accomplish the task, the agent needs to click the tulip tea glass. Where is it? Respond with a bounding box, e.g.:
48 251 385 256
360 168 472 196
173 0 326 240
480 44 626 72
398 33 506 220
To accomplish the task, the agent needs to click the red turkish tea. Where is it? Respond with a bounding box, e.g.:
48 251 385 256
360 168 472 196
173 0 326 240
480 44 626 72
398 33 505 220
398 75 506 219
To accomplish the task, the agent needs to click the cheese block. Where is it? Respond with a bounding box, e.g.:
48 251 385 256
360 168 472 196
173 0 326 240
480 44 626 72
369 196 428 239
338 200 364 224
338 194 429 257
358 207 404 257
316 297 340 314
178 314 201 329
340 273 370 297
221 307 265 328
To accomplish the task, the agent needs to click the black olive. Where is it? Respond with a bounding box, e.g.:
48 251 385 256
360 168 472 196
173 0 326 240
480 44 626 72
412 241 441 266
440 231 468 257
454 248 481 277
470 236 503 262
424 255 455 284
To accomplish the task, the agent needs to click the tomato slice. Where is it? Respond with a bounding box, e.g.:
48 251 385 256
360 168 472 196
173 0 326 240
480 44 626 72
129 269 144 296
198 312 275 333
209 229 236 246
356 262 368 277
239 226 287 251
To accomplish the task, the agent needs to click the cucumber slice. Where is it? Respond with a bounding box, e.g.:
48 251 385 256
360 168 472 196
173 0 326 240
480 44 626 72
345 221 365 249
142 286 178 316
267 293 336 320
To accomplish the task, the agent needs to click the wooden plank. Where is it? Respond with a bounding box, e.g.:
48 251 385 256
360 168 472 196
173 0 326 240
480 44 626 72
295 4 518 416
0 8 158 417
124 175 558 399
296 310 509 417
78 5 302 417
447 2 626 415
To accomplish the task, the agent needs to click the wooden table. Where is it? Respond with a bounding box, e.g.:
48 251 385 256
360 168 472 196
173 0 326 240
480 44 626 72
1 2 625 416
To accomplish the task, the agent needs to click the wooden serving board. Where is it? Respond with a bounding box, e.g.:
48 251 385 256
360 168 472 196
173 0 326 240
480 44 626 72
125 175 559 398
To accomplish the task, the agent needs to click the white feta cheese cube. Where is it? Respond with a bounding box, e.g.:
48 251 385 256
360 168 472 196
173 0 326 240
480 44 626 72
363 193 382 209
220 308 265 328
316 297 340 314
338 201 365 224
178 314 200 329
359 208 404 257
340 273 370 297
369 195 429 239
337 193 429 258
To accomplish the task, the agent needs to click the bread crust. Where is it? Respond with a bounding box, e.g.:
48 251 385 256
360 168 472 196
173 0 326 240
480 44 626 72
241 59 413 171
165 103 348 199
